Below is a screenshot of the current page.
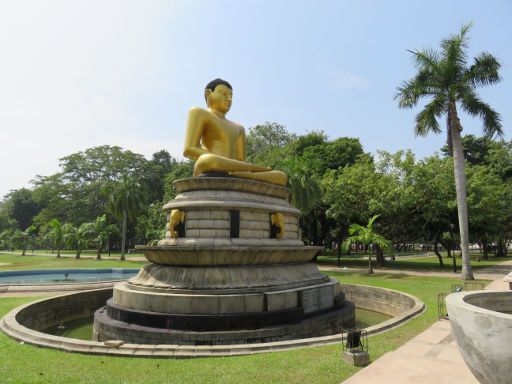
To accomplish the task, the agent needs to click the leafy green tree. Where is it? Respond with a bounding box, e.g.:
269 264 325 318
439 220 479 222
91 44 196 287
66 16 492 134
283 133 366 244
106 176 146 260
135 203 166 246
288 131 327 156
343 215 391 274
0 208 16 233
145 150 177 204
323 157 381 241
410 155 456 266
2 188 40 230
441 134 499 166
163 161 194 201
466 166 511 259
301 137 365 176
0 230 14 251
395 23 502 280
82 215 119 260
246 122 297 166
33 146 148 225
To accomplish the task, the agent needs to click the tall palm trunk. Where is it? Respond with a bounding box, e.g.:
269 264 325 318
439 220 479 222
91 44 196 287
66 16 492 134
120 209 127 261
449 102 474 280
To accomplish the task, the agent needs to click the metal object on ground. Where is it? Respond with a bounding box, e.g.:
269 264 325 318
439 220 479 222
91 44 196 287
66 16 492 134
438 292 449 320
341 328 369 366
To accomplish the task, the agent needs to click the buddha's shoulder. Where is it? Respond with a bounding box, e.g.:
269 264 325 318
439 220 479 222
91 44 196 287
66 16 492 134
188 106 210 116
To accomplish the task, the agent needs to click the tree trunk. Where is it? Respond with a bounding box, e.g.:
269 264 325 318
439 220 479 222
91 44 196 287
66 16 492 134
368 254 374 274
57 247 61 258
96 248 101 260
433 242 444 267
449 103 474 280
496 238 506 257
76 248 80 259
121 210 127 261
375 244 385 267
482 240 489 260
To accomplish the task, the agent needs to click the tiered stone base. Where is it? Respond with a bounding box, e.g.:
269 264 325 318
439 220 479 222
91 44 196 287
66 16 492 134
93 176 355 345
93 301 354 345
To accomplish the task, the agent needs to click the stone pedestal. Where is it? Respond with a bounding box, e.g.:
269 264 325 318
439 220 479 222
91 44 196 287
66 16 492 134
342 350 370 367
94 177 354 345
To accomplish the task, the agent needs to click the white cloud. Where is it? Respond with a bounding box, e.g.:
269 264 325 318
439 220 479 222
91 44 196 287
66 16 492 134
318 62 370 90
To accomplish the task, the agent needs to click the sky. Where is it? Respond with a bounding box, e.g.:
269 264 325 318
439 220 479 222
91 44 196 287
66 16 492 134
0 0 510 199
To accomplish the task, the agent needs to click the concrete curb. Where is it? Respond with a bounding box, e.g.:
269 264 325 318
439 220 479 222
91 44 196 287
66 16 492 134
0 284 424 358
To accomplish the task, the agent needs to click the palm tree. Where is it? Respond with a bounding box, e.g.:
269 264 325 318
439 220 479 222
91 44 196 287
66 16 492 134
11 230 28 256
48 219 64 257
279 157 322 213
106 175 146 260
343 215 391 275
395 23 502 280
63 223 90 259
82 215 119 260
0 230 12 251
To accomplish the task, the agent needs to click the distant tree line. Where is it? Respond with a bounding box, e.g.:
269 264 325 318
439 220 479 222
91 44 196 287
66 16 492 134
0 129 511 265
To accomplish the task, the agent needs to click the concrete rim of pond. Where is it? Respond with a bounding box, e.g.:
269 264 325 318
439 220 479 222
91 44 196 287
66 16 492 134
0 284 424 358
0 268 139 293
446 290 512 384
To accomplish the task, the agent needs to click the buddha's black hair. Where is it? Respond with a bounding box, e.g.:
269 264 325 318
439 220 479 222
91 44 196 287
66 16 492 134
204 78 232 103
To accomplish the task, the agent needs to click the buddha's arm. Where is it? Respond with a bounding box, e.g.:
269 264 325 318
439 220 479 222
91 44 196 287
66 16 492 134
235 128 246 161
183 107 209 161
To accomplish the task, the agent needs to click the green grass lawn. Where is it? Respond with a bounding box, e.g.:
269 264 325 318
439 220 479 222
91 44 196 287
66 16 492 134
317 251 511 272
0 252 146 270
0 272 480 384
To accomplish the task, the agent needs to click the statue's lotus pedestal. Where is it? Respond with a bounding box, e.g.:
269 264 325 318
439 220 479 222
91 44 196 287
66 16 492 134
93 177 354 345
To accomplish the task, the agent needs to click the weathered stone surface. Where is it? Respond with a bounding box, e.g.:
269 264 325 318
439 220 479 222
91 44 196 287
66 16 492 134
127 263 328 292
114 278 340 315
342 350 370 367
94 300 354 345
341 283 417 316
300 283 335 314
173 177 290 200
137 244 320 266
447 290 512 384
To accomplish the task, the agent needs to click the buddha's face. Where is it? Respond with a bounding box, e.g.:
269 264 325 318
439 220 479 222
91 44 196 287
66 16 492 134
206 84 232 114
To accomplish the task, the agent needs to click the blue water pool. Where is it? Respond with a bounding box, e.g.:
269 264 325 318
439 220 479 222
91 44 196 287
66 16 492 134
0 268 139 285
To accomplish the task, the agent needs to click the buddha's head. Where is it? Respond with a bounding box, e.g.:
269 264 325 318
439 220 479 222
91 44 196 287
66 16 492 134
205 78 233 114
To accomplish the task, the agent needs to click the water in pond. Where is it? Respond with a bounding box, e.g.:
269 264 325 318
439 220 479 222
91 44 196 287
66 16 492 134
355 308 392 328
44 308 392 341
0 268 139 285
45 317 94 340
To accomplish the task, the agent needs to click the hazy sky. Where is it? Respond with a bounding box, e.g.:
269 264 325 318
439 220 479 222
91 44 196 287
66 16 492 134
1 0 510 199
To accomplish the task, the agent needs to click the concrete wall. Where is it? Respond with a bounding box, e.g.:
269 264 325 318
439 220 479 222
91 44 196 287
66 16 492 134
341 283 417 316
15 288 112 331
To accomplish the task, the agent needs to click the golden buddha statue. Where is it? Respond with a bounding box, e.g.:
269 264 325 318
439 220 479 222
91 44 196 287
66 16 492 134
183 78 288 186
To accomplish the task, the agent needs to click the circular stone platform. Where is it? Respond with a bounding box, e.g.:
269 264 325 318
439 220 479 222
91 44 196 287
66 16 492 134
0 285 425 357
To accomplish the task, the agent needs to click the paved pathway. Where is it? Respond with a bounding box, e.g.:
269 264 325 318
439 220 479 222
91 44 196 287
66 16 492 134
341 261 511 384
320 258 512 281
